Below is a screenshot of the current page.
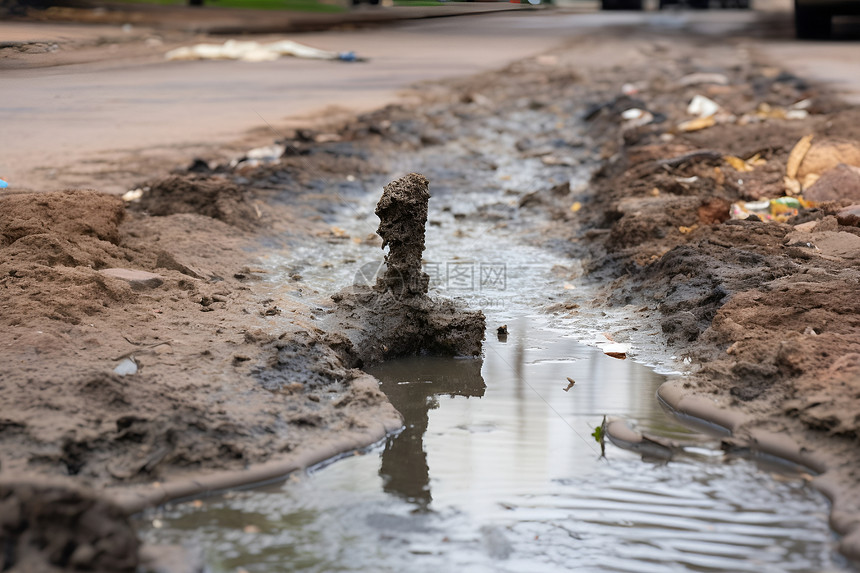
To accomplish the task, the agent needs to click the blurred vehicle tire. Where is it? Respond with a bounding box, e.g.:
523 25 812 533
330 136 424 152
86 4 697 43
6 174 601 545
794 0 833 38
601 0 643 10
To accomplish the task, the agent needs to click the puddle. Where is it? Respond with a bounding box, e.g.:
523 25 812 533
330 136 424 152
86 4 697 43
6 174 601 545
139 93 851 571
139 314 848 572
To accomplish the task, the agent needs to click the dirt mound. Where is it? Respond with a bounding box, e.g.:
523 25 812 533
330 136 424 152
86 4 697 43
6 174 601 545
329 174 485 366
0 190 125 247
133 175 260 230
0 191 138 325
0 477 139 573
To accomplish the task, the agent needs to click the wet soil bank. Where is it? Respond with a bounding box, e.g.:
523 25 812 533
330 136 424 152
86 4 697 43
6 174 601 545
1 28 860 569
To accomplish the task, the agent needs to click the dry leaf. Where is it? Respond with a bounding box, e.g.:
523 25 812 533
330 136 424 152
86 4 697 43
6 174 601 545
784 176 802 196
787 134 814 179
678 116 715 132
724 155 754 172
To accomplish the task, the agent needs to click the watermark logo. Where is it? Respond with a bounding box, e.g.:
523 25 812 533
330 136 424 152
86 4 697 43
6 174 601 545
350 260 510 311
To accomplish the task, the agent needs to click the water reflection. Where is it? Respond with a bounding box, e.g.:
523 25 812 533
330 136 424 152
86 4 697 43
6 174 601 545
137 317 850 572
370 357 485 510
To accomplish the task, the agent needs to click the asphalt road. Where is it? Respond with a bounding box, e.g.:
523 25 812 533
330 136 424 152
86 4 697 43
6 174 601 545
1 6 858 193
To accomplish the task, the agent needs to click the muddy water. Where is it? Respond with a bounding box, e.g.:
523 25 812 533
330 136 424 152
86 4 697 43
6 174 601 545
139 108 849 569
139 313 847 572
139 218 849 571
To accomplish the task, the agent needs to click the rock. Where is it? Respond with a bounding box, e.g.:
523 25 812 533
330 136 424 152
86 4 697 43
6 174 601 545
155 250 203 279
100 268 164 290
0 477 139 572
797 139 860 181
803 164 860 203
836 204 860 227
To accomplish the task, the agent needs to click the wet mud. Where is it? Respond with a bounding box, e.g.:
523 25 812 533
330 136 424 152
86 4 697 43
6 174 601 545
2 27 860 568
330 173 485 366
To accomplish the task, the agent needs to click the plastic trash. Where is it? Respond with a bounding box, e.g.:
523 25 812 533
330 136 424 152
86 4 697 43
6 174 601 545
114 357 139 376
687 94 720 118
729 196 815 222
678 72 729 87
166 39 365 63
621 107 653 129
0 178 7 189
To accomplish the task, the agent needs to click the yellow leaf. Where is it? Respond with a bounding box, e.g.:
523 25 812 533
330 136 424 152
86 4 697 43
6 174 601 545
787 134 814 179
678 116 715 132
569 201 582 213
801 173 820 190
747 153 767 166
723 155 753 172
784 176 802 196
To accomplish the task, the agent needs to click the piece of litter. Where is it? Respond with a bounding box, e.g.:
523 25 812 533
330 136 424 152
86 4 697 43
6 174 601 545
678 72 729 87
114 357 138 376
687 95 720 118
122 188 144 202
621 108 646 120
0 178 8 189
564 377 576 392
165 39 364 63
605 351 627 360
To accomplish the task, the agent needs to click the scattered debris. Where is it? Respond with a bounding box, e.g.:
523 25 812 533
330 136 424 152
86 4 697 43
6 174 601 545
0 178 8 189
729 196 814 222
677 72 729 87
686 94 720 118
563 377 576 392
497 325 508 342
591 415 607 457
113 357 139 376
165 39 364 63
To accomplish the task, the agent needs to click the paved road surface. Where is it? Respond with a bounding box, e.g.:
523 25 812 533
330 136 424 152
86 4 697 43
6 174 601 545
1 7 858 192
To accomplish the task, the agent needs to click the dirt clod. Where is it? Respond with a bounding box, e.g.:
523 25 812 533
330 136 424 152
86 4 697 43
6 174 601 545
329 173 485 365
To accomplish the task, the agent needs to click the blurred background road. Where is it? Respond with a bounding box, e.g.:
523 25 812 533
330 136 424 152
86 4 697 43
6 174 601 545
1 1 858 192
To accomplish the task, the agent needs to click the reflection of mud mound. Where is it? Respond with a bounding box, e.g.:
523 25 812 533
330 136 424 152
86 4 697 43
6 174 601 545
371 356 485 508
0 478 139 572
330 173 485 366
133 175 259 230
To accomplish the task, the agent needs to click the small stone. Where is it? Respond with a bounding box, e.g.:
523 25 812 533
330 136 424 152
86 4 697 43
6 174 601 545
100 268 164 291
836 204 860 227
804 164 860 203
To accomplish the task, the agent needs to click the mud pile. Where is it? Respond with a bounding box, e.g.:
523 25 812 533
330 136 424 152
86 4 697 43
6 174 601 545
330 173 486 366
0 477 139 573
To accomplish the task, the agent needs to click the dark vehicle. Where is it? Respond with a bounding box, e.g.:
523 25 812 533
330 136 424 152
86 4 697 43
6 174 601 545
794 0 860 37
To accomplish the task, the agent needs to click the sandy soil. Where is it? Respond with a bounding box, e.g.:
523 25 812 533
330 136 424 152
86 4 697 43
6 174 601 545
1 17 860 573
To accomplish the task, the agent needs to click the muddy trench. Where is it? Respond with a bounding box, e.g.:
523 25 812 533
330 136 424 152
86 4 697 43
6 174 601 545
136 41 854 570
